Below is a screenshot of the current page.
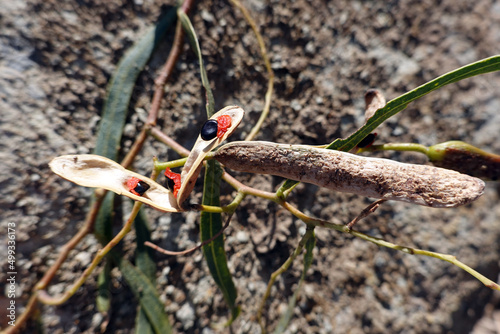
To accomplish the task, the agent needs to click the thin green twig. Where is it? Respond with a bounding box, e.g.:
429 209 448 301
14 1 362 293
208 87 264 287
257 227 316 333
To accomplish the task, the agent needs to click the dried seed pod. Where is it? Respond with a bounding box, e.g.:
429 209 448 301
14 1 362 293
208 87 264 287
364 89 386 121
350 89 385 152
49 154 182 212
177 106 245 207
215 141 485 208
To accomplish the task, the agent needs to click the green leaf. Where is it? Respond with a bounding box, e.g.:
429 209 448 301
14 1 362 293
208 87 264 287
116 257 173 334
93 8 177 160
91 8 176 330
96 260 112 313
178 9 215 117
94 193 116 314
135 312 155 334
331 55 500 153
201 160 240 323
93 192 116 246
134 208 156 280
134 208 157 333
278 55 500 196
274 229 316 334
179 6 238 323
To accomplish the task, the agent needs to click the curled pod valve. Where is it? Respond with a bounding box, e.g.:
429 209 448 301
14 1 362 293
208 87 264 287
49 154 182 212
177 106 245 207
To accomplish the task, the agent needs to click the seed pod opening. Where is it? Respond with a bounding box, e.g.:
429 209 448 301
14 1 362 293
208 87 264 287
177 106 245 206
49 154 182 212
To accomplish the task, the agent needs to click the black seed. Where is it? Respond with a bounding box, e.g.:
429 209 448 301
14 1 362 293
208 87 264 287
134 181 150 196
165 177 176 192
357 133 377 148
200 119 218 141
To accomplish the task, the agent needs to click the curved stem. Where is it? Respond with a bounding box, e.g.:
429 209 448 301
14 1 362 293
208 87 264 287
144 213 234 256
154 157 188 170
256 227 315 332
37 201 143 305
149 126 191 157
282 201 500 291
9 191 107 333
360 143 429 155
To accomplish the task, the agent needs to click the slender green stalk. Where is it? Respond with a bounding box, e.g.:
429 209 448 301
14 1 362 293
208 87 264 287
257 228 315 333
282 201 500 291
154 157 188 170
360 143 429 154
37 201 143 305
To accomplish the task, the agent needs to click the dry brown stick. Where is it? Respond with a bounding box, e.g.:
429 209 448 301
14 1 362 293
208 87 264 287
36 201 143 305
144 213 233 256
345 199 386 230
148 20 185 126
35 191 105 289
2 293 38 334
149 126 191 156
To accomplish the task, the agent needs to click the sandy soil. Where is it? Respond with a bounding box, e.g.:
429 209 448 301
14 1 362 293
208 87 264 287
1 0 500 333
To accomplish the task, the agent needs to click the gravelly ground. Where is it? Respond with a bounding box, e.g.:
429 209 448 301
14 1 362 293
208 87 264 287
1 0 500 333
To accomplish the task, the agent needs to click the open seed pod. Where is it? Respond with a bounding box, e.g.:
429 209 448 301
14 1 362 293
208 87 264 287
176 105 245 206
49 154 182 212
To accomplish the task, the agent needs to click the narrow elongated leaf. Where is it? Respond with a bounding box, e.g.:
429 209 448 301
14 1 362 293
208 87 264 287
134 209 157 334
134 209 156 281
94 192 116 313
89 9 177 331
92 6 177 252
96 258 112 313
94 8 177 160
115 256 173 334
201 160 240 323
135 313 155 334
278 55 500 195
332 55 500 153
178 5 239 323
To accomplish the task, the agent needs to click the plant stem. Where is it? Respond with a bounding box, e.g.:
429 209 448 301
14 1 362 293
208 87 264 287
257 228 315 333
37 201 143 305
360 143 429 155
